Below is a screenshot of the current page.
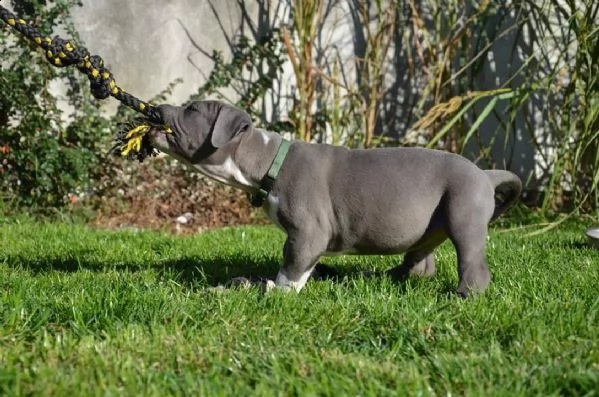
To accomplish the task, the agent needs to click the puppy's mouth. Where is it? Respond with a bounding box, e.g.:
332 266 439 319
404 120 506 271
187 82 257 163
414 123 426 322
111 120 172 162
146 125 172 152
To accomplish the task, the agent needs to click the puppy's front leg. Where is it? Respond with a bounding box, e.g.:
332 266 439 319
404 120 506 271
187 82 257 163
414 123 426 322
275 235 325 292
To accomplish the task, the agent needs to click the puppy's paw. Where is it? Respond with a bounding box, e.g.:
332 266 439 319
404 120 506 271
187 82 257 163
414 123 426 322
226 276 253 289
209 276 276 293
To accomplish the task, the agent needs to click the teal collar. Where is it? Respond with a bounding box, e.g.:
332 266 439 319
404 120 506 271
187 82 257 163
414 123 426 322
250 138 291 207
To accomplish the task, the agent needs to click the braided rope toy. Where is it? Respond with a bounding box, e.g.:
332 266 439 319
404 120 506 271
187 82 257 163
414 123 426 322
0 2 168 162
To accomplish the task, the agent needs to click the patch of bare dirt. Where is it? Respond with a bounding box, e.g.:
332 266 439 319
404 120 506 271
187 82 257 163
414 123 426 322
88 156 269 234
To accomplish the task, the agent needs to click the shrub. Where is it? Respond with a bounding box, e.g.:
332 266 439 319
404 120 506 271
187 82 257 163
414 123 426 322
0 0 111 212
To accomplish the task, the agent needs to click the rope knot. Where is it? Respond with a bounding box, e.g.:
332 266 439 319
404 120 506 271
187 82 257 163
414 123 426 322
45 36 87 67
84 55 115 100
1 4 164 131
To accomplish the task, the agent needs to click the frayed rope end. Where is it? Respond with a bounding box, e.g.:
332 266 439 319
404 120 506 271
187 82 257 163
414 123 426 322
110 119 172 162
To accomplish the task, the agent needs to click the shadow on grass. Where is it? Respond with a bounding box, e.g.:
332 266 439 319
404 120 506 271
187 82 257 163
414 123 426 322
313 262 460 297
3 252 453 294
2 251 281 287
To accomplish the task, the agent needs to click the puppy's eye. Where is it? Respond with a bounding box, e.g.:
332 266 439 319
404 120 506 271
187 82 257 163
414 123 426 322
183 107 196 119
183 103 204 120
187 101 221 115
187 102 201 112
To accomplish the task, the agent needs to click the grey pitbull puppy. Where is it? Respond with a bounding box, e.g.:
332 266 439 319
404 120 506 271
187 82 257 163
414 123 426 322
148 100 522 297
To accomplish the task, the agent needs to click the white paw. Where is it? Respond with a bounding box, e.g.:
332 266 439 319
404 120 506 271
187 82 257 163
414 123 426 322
274 269 311 292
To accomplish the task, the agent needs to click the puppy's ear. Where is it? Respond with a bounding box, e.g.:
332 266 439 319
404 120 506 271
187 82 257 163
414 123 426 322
210 103 252 148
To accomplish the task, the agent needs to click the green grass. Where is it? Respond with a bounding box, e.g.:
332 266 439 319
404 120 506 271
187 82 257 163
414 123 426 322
0 219 598 396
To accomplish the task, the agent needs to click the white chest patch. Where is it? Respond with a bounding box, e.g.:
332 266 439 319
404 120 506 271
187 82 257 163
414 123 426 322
194 156 256 189
265 194 283 229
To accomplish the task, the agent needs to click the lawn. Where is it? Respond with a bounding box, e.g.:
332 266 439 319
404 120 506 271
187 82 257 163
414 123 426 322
0 218 598 396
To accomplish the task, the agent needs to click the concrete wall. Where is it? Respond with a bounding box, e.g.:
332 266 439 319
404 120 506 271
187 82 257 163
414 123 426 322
6 0 589 190
69 0 273 113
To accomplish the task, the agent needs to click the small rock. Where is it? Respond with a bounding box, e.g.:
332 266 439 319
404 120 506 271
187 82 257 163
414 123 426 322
175 212 194 225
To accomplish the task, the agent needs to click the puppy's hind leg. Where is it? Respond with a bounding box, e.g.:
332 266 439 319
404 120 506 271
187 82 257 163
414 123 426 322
275 234 326 292
451 229 491 298
446 193 494 297
409 253 436 277
387 251 436 281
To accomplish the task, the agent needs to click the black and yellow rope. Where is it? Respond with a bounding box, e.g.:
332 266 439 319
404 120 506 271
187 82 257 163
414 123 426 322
0 2 167 161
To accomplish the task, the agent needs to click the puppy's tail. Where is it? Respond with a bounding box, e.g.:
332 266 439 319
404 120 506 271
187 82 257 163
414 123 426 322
485 170 522 220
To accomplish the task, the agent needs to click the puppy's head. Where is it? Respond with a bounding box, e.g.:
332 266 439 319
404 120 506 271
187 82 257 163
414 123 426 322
148 100 252 164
